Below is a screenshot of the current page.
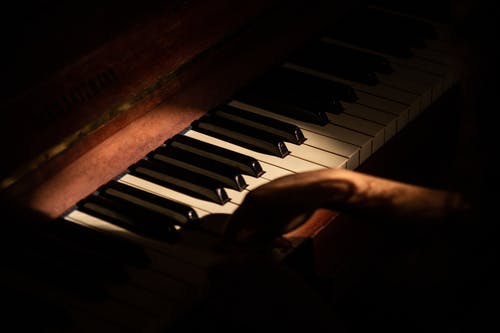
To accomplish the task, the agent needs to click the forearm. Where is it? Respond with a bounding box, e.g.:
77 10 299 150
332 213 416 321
309 169 471 224
224 168 471 245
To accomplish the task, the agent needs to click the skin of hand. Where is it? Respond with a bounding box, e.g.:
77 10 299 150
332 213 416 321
222 168 470 248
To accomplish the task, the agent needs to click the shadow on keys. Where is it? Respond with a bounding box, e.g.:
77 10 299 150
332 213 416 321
174 1 500 332
1 198 152 332
1 199 342 332
2 1 500 333
175 169 497 333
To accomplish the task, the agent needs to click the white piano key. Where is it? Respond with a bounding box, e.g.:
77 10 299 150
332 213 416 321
257 161 294 180
377 68 433 110
205 107 348 169
228 100 372 163
354 91 409 131
325 112 385 152
425 38 456 56
282 62 421 111
224 188 247 205
398 54 449 76
64 210 228 293
388 53 455 93
64 211 210 284
388 62 443 104
225 175 269 205
341 102 397 140
118 174 238 215
285 142 348 169
412 47 455 65
395 56 449 95
378 69 431 94
318 36 454 98
300 129 360 169
242 174 271 189
314 41 436 110
184 129 327 173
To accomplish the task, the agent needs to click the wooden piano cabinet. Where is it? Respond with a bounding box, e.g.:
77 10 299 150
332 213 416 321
1 1 466 330
0 0 355 218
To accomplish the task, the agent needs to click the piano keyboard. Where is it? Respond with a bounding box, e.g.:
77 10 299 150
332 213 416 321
7 6 460 332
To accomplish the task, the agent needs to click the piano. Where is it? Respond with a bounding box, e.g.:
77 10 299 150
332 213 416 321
1 0 461 331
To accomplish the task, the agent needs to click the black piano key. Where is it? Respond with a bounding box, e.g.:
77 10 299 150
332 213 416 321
99 180 201 227
130 159 230 204
267 66 359 103
234 88 333 125
191 114 290 158
323 42 393 74
211 104 306 144
287 40 382 85
78 194 180 242
325 9 418 58
403 14 437 40
167 134 264 177
360 8 434 47
150 146 247 191
235 68 344 116
234 68 337 123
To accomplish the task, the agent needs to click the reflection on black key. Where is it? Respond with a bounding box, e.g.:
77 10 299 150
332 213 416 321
211 104 306 144
150 146 247 191
288 40 383 85
100 180 200 227
78 194 180 242
167 134 264 177
191 115 290 158
130 159 230 204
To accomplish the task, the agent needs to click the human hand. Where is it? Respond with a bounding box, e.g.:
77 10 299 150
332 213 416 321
221 169 351 248
220 166 472 251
